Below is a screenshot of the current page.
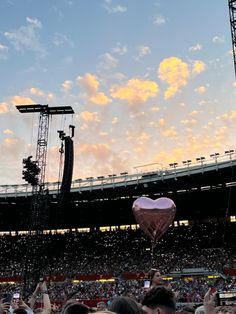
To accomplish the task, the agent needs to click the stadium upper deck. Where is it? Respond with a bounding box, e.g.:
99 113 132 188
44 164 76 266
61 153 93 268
0 154 235 231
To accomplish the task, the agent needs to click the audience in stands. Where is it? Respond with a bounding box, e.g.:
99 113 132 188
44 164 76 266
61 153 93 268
0 222 235 313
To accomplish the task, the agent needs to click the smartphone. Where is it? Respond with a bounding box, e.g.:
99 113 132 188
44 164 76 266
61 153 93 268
210 287 217 294
3 293 12 303
13 293 20 299
144 280 151 288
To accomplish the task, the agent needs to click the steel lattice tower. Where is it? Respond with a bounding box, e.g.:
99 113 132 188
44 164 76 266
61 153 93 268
16 104 74 296
229 0 236 78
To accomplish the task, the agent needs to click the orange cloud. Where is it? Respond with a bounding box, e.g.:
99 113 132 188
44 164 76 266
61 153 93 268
136 131 151 144
180 119 198 126
3 129 13 134
47 93 55 102
112 117 118 124
4 138 18 145
153 148 184 165
194 86 206 94
11 96 34 105
89 92 112 105
110 79 158 105
158 58 205 99
158 57 190 99
0 102 9 114
192 60 206 74
79 143 111 160
30 87 44 96
62 80 73 92
162 126 177 138
77 73 99 94
80 111 101 122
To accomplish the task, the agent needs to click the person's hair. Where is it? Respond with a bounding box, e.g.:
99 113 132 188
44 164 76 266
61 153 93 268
142 286 176 314
147 269 160 282
62 303 91 314
109 296 144 314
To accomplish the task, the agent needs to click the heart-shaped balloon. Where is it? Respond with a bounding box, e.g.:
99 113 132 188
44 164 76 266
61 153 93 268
132 196 176 244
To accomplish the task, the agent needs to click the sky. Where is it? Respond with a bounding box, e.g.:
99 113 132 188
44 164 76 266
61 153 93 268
1 0 236 185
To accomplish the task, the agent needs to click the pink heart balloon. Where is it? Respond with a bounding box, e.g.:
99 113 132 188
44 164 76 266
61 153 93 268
132 196 176 243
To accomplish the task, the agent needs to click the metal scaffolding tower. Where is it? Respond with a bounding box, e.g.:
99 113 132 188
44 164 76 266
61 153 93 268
16 104 74 296
229 0 236 78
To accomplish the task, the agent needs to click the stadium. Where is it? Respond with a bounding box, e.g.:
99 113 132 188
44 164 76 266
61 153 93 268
1 1 236 313
0 152 235 308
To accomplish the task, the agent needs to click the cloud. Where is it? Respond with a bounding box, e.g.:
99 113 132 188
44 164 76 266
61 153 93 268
11 95 35 105
220 109 236 122
53 33 74 47
180 119 198 126
77 73 99 94
97 53 118 71
112 42 128 55
158 57 190 99
3 129 13 134
47 93 55 102
89 92 112 105
26 17 42 28
189 43 202 52
30 87 44 96
159 118 166 126
0 43 8 59
61 80 73 92
154 14 166 26
192 60 206 74
215 126 228 141
0 102 9 114
79 143 111 160
3 17 46 57
153 148 184 166
112 117 118 124
110 79 159 105
188 110 199 116
194 86 206 94
135 45 151 61
3 137 18 146
103 1 127 14
158 57 205 99
212 36 225 44
161 126 177 138
136 131 150 144
150 106 160 112
80 111 101 122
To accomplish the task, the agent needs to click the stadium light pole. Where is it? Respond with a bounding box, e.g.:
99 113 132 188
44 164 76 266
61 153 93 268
182 160 192 175
169 162 178 169
169 162 178 181
182 159 192 167
196 157 205 168
225 149 235 161
210 152 220 162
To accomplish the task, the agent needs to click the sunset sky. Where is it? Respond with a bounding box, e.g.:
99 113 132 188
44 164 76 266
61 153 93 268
1 0 236 185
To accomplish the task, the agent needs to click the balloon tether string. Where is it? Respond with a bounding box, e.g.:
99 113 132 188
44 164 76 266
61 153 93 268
150 241 155 268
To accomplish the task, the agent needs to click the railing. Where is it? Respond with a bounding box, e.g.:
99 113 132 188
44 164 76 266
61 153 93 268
0 152 236 197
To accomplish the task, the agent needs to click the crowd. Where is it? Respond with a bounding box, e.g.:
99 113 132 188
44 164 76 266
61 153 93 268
0 222 235 313
0 222 235 278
